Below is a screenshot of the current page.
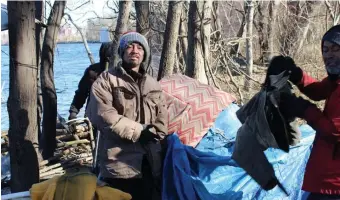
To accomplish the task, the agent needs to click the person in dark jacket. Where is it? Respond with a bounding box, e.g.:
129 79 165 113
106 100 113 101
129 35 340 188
269 25 340 199
68 42 113 120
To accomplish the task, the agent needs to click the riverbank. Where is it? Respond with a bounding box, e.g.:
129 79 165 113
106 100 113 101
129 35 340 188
1 41 101 46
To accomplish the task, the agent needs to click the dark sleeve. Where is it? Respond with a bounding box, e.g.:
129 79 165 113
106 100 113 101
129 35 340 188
69 68 91 114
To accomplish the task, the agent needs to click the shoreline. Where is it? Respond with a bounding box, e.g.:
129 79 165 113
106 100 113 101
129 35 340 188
1 41 101 46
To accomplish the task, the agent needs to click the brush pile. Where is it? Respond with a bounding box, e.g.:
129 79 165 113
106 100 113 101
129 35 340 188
1 118 95 188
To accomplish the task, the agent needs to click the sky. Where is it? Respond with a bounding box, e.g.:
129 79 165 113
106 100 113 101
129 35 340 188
1 0 115 27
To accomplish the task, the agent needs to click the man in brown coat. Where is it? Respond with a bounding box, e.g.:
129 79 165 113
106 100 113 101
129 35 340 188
86 32 168 200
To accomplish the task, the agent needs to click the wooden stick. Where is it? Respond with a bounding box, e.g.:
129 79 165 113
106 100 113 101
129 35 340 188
39 154 62 167
56 132 89 141
57 139 89 147
40 163 61 173
40 167 64 177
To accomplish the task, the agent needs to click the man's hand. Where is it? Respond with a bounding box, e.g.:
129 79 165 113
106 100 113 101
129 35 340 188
139 125 161 144
68 112 77 120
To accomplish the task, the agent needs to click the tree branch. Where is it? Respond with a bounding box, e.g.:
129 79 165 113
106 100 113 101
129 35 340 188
64 13 95 64
65 0 91 11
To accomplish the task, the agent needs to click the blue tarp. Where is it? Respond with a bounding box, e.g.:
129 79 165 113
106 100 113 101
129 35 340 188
163 103 314 200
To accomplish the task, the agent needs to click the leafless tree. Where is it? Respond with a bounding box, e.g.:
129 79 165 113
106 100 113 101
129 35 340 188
36 1 44 147
135 1 150 36
325 0 340 26
112 0 132 67
158 1 183 80
7 1 40 192
245 0 254 91
186 0 212 84
268 0 279 61
40 0 66 159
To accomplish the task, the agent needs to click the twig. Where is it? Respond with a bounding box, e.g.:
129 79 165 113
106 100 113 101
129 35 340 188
221 56 244 104
65 1 91 11
64 13 95 64
224 53 262 85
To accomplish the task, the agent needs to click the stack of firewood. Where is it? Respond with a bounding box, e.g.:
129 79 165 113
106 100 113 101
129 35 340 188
1 121 95 182
39 123 94 180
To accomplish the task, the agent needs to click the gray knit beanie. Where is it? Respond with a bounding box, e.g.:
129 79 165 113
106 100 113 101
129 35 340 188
118 32 150 67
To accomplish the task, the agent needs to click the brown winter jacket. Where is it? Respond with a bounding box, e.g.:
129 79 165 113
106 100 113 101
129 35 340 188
86 63 168 179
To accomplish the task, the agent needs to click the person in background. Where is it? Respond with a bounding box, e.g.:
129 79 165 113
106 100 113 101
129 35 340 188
86 31 168 200
269 25 340 199
68 42 113 120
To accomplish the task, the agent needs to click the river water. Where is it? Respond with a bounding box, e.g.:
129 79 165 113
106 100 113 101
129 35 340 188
1 43 102 131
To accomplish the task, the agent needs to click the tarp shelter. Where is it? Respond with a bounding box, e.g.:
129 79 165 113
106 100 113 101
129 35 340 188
163 103 313 200
160 74 236 147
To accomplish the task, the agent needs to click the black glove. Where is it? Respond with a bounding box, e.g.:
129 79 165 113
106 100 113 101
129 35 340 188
267 56 303 84
139 125 161 145
280 93 313 119
68 112 77 120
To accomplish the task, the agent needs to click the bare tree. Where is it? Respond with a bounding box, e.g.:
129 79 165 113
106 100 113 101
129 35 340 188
253 1 269 64
324 0 340 26
40 0 66 159
211 1 222 42
158 1 183 80
268 0 279 61
7 1 40 192
229 3 246 57
186 0 211 84
112 0 132 67
36 1 44 147
278 1 316 56
135 1 150 36
245 0 254 91
179 2 189 69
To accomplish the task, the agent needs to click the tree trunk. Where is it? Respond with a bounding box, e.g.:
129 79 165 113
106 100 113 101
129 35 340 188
211 1 221 42
268 0 279 61
112 0 132 67
229 13 246 56
157 1 183 80
186 0 208 84
201 0 214 86
7 1 40 192
135 1 149 36
255 2 269 64
245 0 254 91
179 3 188 70
40 0 65 159
35 1 43 150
